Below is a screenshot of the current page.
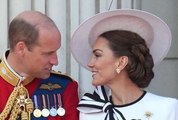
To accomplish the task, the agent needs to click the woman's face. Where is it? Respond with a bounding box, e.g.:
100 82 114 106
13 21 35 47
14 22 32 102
88 37 119 86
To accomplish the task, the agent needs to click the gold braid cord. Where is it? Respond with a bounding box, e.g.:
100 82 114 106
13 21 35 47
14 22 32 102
0 84 34 120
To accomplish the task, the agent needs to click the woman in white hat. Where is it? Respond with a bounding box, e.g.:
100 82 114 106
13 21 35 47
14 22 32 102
71 9 178 120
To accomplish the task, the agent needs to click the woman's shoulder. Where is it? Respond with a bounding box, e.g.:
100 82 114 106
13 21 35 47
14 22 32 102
145 92 178 106
144 92 178 118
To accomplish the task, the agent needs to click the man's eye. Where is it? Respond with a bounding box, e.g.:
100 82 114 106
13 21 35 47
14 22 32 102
43 52 53 56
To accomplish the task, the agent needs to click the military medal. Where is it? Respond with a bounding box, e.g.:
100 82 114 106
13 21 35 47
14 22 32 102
42 108 50 117
57 94 65 116
41 94 50 117
57 107 65 116
33 109 42 118
46 94 57 117
49 94 57 116
50 107 57 116
33 95 42 118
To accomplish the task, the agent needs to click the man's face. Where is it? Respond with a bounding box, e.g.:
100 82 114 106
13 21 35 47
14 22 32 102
22 27 61 79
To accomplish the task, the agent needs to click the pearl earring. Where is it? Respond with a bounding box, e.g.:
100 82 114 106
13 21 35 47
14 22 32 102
116 67 120 74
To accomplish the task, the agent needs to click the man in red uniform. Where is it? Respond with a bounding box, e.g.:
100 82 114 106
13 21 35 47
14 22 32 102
0 11 79 120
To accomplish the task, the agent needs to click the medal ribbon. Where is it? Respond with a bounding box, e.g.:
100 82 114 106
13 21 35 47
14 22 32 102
57 94 62 107
42 95 47 109
46 95 50 109
53 94 57 108
41 94 50 117
48 94 57 117
33 95 38 109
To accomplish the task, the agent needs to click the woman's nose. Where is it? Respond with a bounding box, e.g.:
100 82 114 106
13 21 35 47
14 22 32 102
87 58 94 68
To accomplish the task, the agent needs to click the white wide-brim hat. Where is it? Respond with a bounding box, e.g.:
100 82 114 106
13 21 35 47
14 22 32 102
71 9 172 71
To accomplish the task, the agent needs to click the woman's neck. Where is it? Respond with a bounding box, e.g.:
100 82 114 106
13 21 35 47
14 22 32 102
109 78 143 105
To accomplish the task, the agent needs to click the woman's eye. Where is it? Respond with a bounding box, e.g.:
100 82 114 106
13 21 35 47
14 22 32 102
94 53 101 57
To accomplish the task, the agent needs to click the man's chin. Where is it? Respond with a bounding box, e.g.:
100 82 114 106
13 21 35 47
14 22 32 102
37 73 51 79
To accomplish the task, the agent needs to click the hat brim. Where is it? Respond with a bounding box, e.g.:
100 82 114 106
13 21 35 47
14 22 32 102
71 9 172 71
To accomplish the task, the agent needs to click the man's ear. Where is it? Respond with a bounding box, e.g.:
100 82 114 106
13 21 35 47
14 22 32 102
15 41 27 55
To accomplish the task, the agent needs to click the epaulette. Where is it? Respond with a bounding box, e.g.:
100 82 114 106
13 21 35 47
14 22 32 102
50 70 74 81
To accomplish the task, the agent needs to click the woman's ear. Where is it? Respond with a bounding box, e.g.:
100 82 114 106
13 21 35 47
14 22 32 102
117 56 128 70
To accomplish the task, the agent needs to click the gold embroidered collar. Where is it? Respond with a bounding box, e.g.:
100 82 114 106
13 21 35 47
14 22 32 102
0 50 34 86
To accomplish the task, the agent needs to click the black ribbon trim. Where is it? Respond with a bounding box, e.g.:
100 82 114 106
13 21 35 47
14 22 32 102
78 86 126 120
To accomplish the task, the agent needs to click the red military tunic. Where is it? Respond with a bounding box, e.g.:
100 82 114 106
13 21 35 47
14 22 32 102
0 51 79 120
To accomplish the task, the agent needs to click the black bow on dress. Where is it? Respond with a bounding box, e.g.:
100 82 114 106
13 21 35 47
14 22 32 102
77 86 126 120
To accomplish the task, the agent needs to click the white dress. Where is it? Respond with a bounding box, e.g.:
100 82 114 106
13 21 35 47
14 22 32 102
78 86 178 120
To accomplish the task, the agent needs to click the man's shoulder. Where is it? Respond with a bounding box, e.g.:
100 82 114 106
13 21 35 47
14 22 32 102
37 70 76 93
50 70 74 82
